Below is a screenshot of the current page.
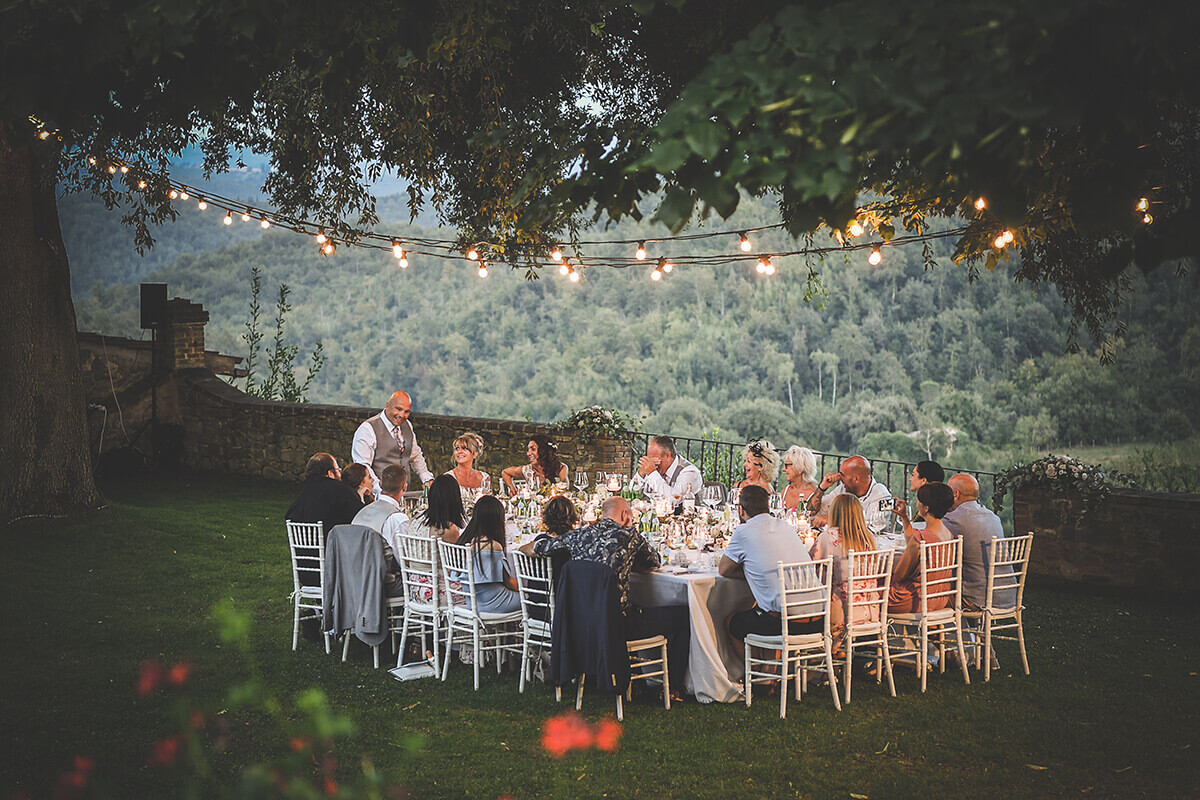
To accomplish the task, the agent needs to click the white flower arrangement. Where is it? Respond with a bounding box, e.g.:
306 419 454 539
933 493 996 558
993 453 1134 516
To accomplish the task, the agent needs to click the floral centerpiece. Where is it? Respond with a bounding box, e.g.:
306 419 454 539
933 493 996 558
992 453 1135 517
556 404 640 443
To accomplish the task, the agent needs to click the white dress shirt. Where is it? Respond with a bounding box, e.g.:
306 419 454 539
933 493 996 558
640 455 705 500
818 479 900 549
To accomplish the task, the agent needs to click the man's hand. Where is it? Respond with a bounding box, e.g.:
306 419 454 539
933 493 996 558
423 480 433 488
819 471 843 491
636 454 657 477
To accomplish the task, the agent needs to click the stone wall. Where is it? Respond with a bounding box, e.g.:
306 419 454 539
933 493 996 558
178 369 631 485
1014 485 1200 593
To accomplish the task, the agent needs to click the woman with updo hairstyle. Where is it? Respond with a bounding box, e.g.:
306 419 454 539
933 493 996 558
446 431 490 492
517 495 579 615
340 462 374 506
735 439 780 492
502 433 569 494
781 445 820 512
887 482 956 614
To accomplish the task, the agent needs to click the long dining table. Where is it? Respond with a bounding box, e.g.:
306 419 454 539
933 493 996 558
628 568 756 704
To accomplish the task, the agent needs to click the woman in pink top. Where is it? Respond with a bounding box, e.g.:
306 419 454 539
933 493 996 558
888 482 956 613
810 494 879 636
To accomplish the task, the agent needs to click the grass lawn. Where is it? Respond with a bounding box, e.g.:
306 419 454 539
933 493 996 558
2 473 1197 799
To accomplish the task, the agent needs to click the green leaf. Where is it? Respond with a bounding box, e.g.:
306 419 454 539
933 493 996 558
701 177 740 218
645 139 690 173
879 222 895 241
654 187 696 232
684 121 726 161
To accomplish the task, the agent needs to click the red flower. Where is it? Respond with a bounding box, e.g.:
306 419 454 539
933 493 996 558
593 718 623 753
72 755 95 774
190 711 206 730
541 712 594 758
147 736 180 766
168 661 191 686
289 737 311 752
323 778 338 797
136 661 164 697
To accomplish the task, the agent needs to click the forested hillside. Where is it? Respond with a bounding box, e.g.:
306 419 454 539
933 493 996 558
66 191 1200 472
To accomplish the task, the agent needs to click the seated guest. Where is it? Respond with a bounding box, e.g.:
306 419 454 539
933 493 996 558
781 445 821 512
810 494 881 635
636 435 704 504
735 439 780 493
455 495 522 614
944 474 1016 611
351 465 410 596
446 432 490 492
502 434 568 494
908 460 945 524
518 495 578 620
410 474 465 543
720 485 819 661
534 497 690 693
285 452 363 532
808 455 898 549
340 462 374 507
887 483 956 614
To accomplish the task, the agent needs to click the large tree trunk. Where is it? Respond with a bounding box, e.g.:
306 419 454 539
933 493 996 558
0 124 102 524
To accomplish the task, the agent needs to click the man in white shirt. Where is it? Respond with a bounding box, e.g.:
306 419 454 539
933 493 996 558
351 465 411 596
351 390 435 493
636 435 704 506
807 455 898 549
719 485 820 660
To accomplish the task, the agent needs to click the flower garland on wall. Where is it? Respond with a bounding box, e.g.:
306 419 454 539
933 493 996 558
992 454 1136 517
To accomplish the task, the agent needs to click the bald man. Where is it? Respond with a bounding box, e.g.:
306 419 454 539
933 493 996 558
534 496 691 693
943 474 1016 610
807 455 898 548
351 390 435 492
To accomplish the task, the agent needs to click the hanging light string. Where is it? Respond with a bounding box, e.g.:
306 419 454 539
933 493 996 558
72 148 1028 276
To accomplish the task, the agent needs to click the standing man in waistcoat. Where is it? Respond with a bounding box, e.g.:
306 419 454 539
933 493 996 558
351 390 435 493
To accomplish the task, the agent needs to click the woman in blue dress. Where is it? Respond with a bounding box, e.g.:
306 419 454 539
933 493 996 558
456 495 522 614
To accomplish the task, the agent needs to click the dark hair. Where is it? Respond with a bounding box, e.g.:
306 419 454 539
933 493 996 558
379 464 408 495
650 435 677 458
531 434 563 484
421 474 464 530
542 495 579 536
917 482 955 519
738 484 771 517
305 452 337 479
457 495 507 556
916 460 945 483
341 463 369 493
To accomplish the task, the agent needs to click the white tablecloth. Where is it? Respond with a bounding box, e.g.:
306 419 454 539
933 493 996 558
629 569 756 703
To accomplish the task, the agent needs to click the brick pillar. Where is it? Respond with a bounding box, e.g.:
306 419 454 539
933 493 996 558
161 298 209 371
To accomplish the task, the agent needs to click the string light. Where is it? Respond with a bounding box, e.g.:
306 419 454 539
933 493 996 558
178 190 189 201
197 198 208 210
241 209 252 222
167 188 177 198
107 165 118 174
1002 229 1014 244
650 264 663 281
466 247 479 261
739 232 752 252
559 263 570 276
87 156 97 166
550 246 563 262
223 211 233 226
993 233 1007 248
315 229 327 244
38 130 50 140
848 221 864 238
120 165 130 174
975 197 987 211
137 180 147 190
1142 212 1154 224
260 218 271 229
756 256 775 275
322 241 336 256
477 263 488 278
568 268 581 283
658 257 674 274
868 246 883 266
1135 197 1150 212
635 242 646 260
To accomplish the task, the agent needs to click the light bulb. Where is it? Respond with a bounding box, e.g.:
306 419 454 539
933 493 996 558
758 257 773 274
868 246 882 266
650 268 662 282
137 180 147 190
1002 230 1014 244
223 212 233 226
38 130 50 140
974 197 987 211
559 263 570 276
765 262 776 276
848 221 864 238
392 242 404 258
550 246 563 262
398 253 408 268
316 230 327 244
108 165 118 174
169 189 178 199
662 261 673 274
241 210 251 222
739 233 752 252
197 198 208 210
993 235 1006 249
635 242 646 260
120 165 130 174
323 242 336 256
178 189 187 200
260 218 270 229
467 247 479 261
478 264 488 278
1135 197 1149 212
569 270 580 283
756 260 767 274
88 156 97 165
1143 212 1154 224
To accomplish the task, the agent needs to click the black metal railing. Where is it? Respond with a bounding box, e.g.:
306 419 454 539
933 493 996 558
625 431 998 511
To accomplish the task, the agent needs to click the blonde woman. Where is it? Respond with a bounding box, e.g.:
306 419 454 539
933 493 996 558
735 439 779 492
810 494 881 634
446 432 490 492
781 445 820 512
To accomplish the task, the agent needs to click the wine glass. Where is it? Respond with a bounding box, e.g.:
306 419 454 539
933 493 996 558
575 469 589 493
701 485 722 510
530 475 542 494
728 487 741 509
769 491 784 517
513 478 526 498
595 471 605 489
480 472 492 495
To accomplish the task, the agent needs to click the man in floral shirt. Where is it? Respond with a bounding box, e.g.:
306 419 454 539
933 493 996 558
534 497 691 695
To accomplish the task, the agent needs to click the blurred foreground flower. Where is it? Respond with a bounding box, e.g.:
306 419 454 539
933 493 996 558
541 712 622 758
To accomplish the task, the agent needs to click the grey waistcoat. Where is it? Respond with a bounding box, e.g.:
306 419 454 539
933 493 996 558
368 415 413 478
352 498 403 534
